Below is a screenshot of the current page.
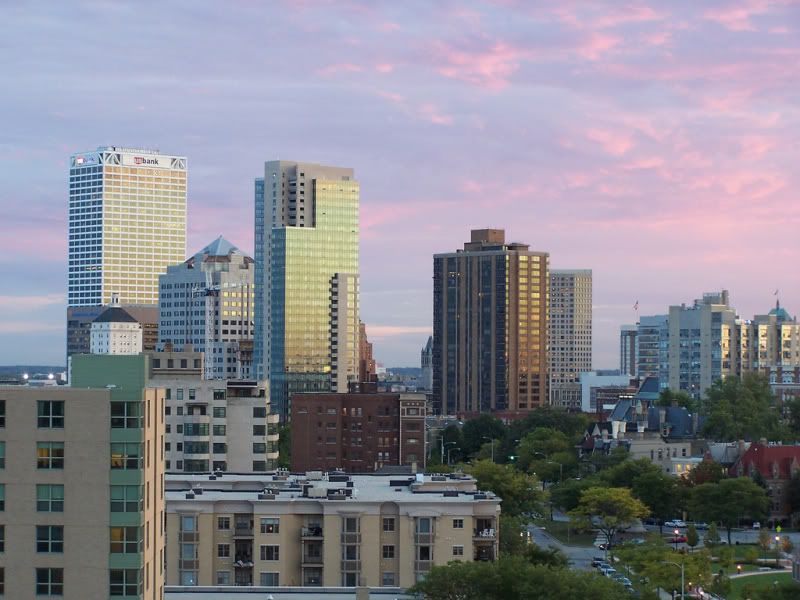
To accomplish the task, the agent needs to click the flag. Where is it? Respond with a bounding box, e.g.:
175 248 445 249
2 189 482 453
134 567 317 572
774 289 779 296
633 300 639 311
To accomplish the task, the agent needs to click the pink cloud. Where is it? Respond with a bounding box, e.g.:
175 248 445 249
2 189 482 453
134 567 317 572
704 0 771 31
577 33 621 60
585 128 633 156
621 156 665 170
316 63 363 76
434 41 531 90
418 103 453 126
368 325 432 337
376 21 401 32
739 135 774 159
375 63 395 73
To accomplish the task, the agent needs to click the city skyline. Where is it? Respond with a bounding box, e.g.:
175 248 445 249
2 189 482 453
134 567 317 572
2 1 799 368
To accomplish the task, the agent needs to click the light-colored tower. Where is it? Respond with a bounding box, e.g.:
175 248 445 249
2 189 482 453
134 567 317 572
433 229 549 416
549 270 593 409
619 324 638 377
420 336 433 391
158 236 255 379
637 314 669 385
254 161 360 419
90 297 143 355
68 146 187 306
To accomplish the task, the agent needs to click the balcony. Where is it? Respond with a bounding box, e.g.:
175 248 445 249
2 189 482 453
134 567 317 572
475 548 496 561
301 526 323 540
340 559 361 572
234 526 254 538
473 528 497 542
414 560 432 573
302 553 324 566
340 532 361 544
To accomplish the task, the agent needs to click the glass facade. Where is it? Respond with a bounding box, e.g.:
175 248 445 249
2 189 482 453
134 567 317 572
68 147 187 306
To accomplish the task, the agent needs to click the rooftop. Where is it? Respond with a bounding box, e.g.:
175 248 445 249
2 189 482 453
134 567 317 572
93 306 138 324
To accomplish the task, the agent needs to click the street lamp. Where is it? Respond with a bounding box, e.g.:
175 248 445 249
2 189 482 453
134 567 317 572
662 560 685 600
482 436 495 462
447 446 459 466
775 535 781 567
736 564 742 575
441 440 456 464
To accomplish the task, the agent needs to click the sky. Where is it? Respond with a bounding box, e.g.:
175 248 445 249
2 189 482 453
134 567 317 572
0 0 798 368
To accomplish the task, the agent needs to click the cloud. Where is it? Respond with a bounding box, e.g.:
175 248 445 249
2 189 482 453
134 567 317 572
585 128 633 156
0 321 63 334
434 40 531 90
0 293 66 309
316 63 363 76
577 33 621 60
368 325 432 337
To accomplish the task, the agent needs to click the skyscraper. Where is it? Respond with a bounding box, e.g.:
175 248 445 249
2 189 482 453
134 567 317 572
67 146 186 357
157 236 255 379
619 324 638 376
433 229 549 416
637 314 669 385
254 161 360 419
549 269 592 409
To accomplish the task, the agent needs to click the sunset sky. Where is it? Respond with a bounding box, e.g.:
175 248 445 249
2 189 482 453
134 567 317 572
1 0 798 368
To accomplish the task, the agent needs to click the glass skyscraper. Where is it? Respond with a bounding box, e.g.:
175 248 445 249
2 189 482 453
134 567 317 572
68 146 187 306
254 161 360 420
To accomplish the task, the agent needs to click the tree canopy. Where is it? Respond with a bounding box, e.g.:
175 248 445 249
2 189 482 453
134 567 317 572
701 374 783 441
689 477 769 543
569 487 649 548
468 459 543 517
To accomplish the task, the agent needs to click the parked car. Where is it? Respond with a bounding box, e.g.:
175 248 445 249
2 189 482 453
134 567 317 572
692 522 709 530
752 522 761 530
592 557 606 568
614 575 633 586
665 519 687 528
669 534 688 543
600 566 617 577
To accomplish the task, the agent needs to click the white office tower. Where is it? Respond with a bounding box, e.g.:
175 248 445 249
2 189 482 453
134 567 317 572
89 295 143 355
158 237 255 379
68 146 187 306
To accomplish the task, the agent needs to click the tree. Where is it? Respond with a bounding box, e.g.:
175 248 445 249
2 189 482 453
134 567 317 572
276 424 291 469
686 458 726 485
631 470 683 533
498 514 527 555
701 374 783 441
686 524 699 552
657 388 697 412
468 460 543 517
785 472 800 519
758 529 772 559
615 539 714 595
569 487 649 551
601 457 662 488
409 556 624 600
516 428 570 473
461 415 506 457
549 477 597 512
704 522 721 546
690 477 769 544
785 396 800 434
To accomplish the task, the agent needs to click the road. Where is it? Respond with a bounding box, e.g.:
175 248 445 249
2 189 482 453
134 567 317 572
528 523 599 571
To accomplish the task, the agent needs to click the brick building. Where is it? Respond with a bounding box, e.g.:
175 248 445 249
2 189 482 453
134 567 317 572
291 391 427 473
730 442 800 526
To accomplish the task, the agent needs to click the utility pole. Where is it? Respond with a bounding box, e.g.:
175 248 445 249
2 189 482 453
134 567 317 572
482 436 495 462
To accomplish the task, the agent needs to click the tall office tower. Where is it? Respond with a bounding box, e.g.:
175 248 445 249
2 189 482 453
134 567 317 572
739 301 800 373
637 314 669 385
158 236 255 379
668 290 739 398
620 324 638 377
549 270 593 409
420 336 433 391
254 161 360 420
433 229 549 417
67 146 187 357
0 354 165 599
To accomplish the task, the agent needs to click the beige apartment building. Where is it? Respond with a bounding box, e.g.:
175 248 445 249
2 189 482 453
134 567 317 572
0 353 165 599
147 349 279 472
165 472 500 588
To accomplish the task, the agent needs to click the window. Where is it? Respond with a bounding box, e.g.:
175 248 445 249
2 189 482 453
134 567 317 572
110 527 141 553
179 571 196 586
110 485 142 513
213 424 226 436
0 485 5 511
253 443 266 454
0 400 5 427
36 568 63 596
382 572 395 586
218 517 230 530
176 389 184 401
252 461 266 471
418 545 431 561
253 407 267 418
0 525 4 552
212 443 227 454
260 572 279 586
37 485 64 512
260 545 279 561
36 525 64 553
216 571 230 585
382 517 395 532
111 443 142 469
213 407 226 418
0 442 5 468
37 442 64 469
110 569 140 596
37 400 64 428
416 517 431 533
382 545 395 559
260 518 279 534
453 519 464 529
111 402 142 428
213 390 226 400
453 545 464 556
188 389 196 400
253 425 266 436
217 543 230 558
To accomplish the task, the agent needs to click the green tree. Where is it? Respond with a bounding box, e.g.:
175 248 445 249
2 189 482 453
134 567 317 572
601 457 662 488
687 458 726 485
686 524 699 552
690 477 769 544
587 445 630 472
701 374 783 441
468 459 543 517
657 388 697 412
704 521 721 546
409 556 623 600
785 396 800 434
461 415 506 457
276 424 291 469
631 470 682 533
569 487 649 551
498 514 527 555
758 528 772 559
549 477 597 512
615 539 714 595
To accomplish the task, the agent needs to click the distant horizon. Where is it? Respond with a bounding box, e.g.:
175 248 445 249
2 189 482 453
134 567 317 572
2 1 798 368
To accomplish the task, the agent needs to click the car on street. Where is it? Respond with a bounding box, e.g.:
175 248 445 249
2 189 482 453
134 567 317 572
614 576 633 586
668 534 688 543
600 566 617 577
591 557 606 568
664 519 686 528
692 522 709 530
752 522 761 529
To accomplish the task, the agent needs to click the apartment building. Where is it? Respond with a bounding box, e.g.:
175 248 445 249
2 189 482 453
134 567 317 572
165 472 500 588
147 350 279 472
290 391 427 473
0 354 165 599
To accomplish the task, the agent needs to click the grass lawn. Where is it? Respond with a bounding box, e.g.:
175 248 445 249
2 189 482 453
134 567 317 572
728 572 794 599
537 520 596 547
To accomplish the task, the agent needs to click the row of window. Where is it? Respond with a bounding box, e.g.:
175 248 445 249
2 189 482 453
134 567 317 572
0 400 145 430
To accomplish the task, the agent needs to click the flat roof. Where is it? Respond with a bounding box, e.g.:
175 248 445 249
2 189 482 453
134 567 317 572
166 587 412 599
